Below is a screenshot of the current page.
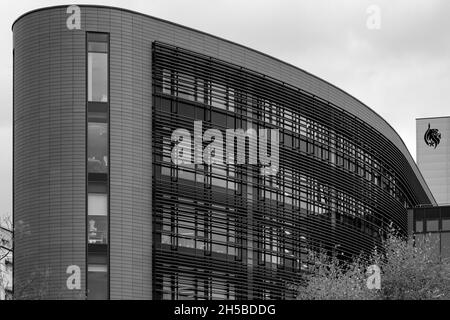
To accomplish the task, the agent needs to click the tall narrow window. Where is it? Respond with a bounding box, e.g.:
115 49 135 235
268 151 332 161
87 32 109 300
88 41 108 102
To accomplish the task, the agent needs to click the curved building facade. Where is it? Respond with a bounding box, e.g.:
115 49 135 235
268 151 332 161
13 5 435 300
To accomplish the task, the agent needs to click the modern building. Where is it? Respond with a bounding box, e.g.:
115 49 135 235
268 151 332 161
0 226 12 300
13 5 436 300
417 117 450 205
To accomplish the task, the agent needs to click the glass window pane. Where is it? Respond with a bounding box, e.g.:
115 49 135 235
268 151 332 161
415 220 423 233
228 87 235 112
442 219 450 231
211 83 226 110
177 73 195 101
212 227 226 254
178 163 195 181
88 215 108 244
88 52 108 102
88 42 107 52
427 219 439 232
212 178 227 189
163 69 172 95
196 78 204 103
178 227 195 249
87 33 108 43
178 103 195 119
88 193 107 216
87 264 108 300
88 122 108 173
211 111 227 128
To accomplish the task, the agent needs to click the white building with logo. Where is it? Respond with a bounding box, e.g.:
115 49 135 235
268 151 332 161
417 116 450 204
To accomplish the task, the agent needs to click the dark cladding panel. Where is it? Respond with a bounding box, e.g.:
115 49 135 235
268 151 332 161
13 7 86 299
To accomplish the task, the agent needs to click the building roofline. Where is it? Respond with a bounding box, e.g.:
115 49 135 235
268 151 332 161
12 4 436 205
416 116 450 121
10 5 405 142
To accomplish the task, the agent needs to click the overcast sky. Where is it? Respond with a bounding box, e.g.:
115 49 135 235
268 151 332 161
1 0 450 220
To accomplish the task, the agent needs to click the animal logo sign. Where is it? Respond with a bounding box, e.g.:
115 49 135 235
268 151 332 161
424 123 441 149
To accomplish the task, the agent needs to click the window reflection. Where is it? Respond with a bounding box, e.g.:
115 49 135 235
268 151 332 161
88 193 108 244
88 52 108 102
88 122 108 173
88 216 108 244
